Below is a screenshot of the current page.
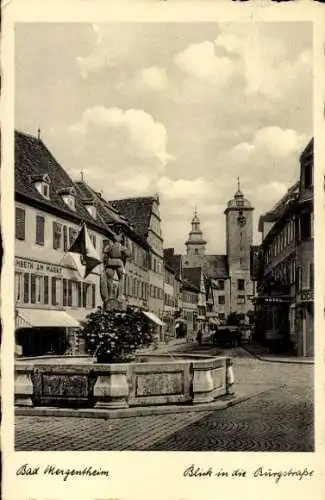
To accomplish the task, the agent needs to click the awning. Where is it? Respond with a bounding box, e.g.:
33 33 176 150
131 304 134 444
142 311 165 327
16 309 81 328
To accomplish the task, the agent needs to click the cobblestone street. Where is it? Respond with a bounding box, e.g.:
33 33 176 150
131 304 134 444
15 348 314 452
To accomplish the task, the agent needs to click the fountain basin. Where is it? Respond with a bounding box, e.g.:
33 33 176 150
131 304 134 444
15 354 231 409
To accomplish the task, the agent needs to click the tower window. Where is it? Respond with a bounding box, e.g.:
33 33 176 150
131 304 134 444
194 248 199 255
218 295 225 305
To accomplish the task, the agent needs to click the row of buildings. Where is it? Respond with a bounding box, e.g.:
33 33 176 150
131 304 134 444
254 138 314 357
14 130 226 357
14 130 314 357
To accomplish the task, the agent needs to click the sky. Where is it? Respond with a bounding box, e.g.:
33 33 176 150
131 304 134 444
15 22 313 254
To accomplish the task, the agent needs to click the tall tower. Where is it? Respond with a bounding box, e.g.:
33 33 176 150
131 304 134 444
184 208 206 267
225 179 254 317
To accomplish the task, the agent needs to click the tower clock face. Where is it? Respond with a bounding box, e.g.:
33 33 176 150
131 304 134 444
237 214 246 227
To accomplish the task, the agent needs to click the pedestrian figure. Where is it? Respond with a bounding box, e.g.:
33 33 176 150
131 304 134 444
196 329 202 345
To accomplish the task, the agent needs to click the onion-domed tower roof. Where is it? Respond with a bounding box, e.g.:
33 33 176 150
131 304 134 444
225 178 253 211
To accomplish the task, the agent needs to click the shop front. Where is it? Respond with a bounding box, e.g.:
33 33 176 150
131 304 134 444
295 289 314 357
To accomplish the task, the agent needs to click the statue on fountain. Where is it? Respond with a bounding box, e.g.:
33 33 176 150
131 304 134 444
100 231 131 311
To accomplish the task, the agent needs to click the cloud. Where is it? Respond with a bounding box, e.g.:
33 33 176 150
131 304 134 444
68 105 172 166
157 176 214 202
174 41 234 85
253 126 307 159
136 66 168 91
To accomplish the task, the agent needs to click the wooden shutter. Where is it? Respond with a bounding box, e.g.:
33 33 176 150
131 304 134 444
44 276 49 304
36 215 45 245
62 279 67 306
92 284 96 308
23 273 30 303
16 207 26 241
63 226 68 252
53 222 62 250
68 280 72 306
51 277 57 305
30 274 36 304
77 282 82 307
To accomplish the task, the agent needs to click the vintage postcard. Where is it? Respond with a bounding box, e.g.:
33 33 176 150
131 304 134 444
1 0 324 499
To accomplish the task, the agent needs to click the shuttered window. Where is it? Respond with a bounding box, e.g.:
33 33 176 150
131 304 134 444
16 207 26 241
35 215 45 246
53 222 62 250
23 273 30 303
69 227 78 248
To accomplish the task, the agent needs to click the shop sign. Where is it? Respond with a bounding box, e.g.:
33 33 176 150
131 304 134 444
15 258 62 275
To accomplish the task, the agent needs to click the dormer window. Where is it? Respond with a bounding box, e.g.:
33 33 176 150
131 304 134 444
82 198 96 219
58 187 76 211
31 174 51 200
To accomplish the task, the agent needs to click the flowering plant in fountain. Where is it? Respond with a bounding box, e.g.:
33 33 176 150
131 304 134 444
81 306 155 363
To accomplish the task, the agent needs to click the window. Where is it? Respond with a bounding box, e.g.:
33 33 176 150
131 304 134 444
82 283 90 308
237 279 245 291
69 227 78 247
31 274 42 304
77 281 82 307
35 215 45 246
304 164 312 188
89 233 97 248
53 222 62 250
218 295 225 305
218 280 225 290
237 295 245 305
194 248 199 255
219 313 225 321
51 277 61 306
16 207 26 241
15 272 22 302
42 183 50 199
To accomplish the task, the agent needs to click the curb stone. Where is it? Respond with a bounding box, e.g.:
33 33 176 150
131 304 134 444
15 386 281 420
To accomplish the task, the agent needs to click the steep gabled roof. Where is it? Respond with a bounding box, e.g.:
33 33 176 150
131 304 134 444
163 249 182 280
74 182 149 249
182 267 203 291
203 255 228 279
110 196 156 238
15 131 110 234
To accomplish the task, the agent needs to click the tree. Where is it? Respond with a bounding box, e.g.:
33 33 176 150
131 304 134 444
81 306 154 363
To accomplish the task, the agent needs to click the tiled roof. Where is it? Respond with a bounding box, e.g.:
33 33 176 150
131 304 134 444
203 255 228 279
74 182 149 249
182 278 200 293
109 197 156 238
182 267 203 290
15 131 111 235
163 249 182 280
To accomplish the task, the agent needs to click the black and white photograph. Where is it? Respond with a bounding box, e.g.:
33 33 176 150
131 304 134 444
12 18 315 457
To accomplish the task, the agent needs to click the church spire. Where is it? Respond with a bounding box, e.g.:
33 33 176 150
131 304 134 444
185 207 207 257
